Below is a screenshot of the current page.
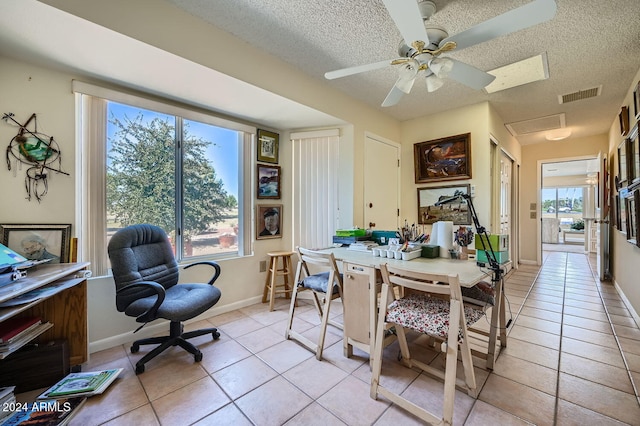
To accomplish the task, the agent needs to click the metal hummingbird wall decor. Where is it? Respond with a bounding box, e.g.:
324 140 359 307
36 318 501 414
3 112 69 202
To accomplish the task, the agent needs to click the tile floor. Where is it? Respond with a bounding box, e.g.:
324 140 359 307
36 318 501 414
18 251 640 425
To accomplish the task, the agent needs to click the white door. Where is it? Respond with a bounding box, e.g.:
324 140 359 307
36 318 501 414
597 152 609 280
500 151 513 260
364 135 400 231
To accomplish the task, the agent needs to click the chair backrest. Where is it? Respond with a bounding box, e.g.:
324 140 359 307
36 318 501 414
380 263 463 302
107 224 179 311
296 247 342 290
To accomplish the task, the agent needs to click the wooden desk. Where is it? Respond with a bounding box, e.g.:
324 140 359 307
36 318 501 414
325 248 507 370
0 263 90 367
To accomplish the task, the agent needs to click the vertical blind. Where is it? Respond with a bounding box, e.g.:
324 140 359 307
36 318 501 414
291 130 340 250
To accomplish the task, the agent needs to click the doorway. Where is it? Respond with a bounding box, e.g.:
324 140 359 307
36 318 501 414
539 158 599 258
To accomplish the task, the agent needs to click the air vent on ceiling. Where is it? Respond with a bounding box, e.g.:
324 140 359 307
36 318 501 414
505 113 566 136
558 86 602 104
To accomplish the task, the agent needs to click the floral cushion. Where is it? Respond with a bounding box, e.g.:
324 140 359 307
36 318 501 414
385 293 484 340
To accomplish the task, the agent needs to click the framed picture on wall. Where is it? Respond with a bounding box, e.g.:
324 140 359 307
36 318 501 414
0 223 71 263
634 80 640 121
625 188 639 247
413 133 471 183
619 187 628 236
619 106 630 137
257 164 281 199
618 138 629 188
417 184 471 225
257 129 279 164
630 125 639 186
256 204 282 240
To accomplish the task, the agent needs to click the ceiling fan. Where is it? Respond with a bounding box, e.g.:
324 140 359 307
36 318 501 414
324 0 557 107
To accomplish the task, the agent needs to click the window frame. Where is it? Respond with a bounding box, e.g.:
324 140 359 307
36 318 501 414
74 81 254 276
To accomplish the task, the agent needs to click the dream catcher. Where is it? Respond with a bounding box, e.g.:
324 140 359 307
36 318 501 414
3 112 69 202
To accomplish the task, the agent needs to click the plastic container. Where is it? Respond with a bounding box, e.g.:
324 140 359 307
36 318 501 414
401 249 422 261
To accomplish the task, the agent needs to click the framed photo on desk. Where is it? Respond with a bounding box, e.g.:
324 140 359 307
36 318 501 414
1 223 71 263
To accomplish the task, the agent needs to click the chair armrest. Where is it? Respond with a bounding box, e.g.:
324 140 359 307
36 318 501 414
117 281 166 323
184 261 221 285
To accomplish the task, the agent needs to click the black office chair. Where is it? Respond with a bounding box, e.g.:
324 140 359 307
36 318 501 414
107 224 222 374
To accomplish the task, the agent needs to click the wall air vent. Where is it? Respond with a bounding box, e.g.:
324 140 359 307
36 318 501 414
505 113 566 137
558 86 602 104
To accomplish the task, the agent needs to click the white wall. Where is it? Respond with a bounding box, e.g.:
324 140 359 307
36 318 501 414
0 0 401 351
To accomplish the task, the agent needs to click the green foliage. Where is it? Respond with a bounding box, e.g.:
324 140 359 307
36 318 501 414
107 114 233 239
571 219 585 230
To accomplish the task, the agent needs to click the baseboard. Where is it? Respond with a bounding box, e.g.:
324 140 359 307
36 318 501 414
88 295 264 354
613 279 640 328
519 259 538 265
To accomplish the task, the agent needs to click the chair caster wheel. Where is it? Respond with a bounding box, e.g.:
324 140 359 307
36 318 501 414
212 331 220 340
135 364 145 374
131 344 140 353
194 351 203 362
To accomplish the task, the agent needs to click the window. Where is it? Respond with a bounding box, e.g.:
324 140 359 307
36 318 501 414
74 81 253 276
541 186 584 225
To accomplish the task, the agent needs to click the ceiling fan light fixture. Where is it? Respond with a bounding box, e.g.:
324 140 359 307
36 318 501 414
425 74 444 92
429 58 454 78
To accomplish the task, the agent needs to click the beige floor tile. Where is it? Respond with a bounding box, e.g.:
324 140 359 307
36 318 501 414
619 336 640 356
512 314 561 334
235 325 286 353
136 350 209 400
561 337 626 368
152 377 230 425
478 374 556 426
212 355 278 399
256 339 315 373
317 375 390 425
555 399 628 426
283 356 349 399
614 323 640 341
235 376 313 425
492 353 557 395
626 351 640 373
285 402 347 425
559 352 634 394
465 400 535 426
194 403 252 425
517 306 563 323
508 325 560 350
558 373 640 424
98 403 159 426
562 313 612 333
561 324 617 347
499 337 560 369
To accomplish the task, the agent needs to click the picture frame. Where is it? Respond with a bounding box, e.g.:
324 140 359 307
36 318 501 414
417 184 471 225
414 133 471 183
625 187 639 247
257 164 281 199
633 80 640 122
619 187 628 236
618 138 629 188
619 106 630 137
257 129 279 164
0 223 71 263
630 124 639 186
614 194 620 230
256 204 282 240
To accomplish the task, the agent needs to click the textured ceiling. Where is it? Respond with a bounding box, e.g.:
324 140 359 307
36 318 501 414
166 0 640 144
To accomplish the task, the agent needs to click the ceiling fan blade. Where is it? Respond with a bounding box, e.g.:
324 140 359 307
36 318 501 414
382 0 429 47
439 0 557 51
381 80 410 107
446 59 496 90
324 59 392 80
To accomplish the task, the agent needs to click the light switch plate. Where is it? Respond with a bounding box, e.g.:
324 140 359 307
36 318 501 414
530 211 537 219
530 203 536 210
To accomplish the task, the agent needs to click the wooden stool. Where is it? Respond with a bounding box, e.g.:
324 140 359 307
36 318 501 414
262 251 295 311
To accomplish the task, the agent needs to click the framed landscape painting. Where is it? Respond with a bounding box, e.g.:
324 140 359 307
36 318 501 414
257 164 281 199
417 184 471 225
414 133 471 183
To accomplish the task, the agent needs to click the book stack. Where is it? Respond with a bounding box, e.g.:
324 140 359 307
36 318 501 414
0 317 53 359
0 386 16 424
0 396 86 426
37 368 123 400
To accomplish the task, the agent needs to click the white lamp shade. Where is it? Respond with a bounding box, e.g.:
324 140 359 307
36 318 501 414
429 58 454 78
426 74 444 92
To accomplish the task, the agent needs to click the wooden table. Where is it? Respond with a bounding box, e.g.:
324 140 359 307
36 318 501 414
324 247 507 370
